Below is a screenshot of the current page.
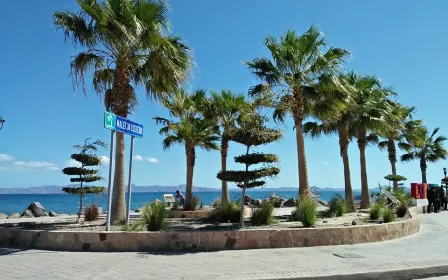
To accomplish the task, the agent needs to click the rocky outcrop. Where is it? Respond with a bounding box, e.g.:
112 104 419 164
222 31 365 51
7 213 20 219
283 198 296 207
49 211 57 217
21 202 47 217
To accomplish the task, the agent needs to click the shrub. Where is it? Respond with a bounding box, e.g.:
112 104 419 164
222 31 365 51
250 202 274 226
171 200 180 211
294 195 317 227
212 198 221 208
369 204 383 220
191 196 200 211
383 208 395 223
141 202 167 231
328 195 347 217
84 204 99 222
396 204 408 218
120 222 146 232
208 200 240 223
393 189 412 206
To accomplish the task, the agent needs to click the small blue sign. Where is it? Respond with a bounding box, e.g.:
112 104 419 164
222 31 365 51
115 116 144 138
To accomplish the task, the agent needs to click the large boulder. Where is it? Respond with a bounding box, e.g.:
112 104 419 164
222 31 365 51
21 202 47 217
7 213 20 219
283 198 296 207
49 211 58 217
21 209 33 218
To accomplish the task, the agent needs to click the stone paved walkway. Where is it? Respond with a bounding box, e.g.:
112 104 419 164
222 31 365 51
2 211 448 280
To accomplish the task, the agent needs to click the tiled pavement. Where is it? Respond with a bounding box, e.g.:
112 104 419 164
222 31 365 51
2 212 448 280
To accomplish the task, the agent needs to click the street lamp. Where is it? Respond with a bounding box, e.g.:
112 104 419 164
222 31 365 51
0 116 5 131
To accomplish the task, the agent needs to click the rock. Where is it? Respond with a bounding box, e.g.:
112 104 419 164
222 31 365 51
0 213 7 219
352 220 357 225
316 199 329 206
22 202 47 217
244 195 252 204
21 209 33 218
7 213 20 219
322 220 328 223
49 211 57 217
283 198 296 207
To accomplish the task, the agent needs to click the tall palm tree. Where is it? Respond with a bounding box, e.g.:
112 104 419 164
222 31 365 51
204 90 251 203
378 103 423 191
54 0 192 222
347 72 394 209
154 90 220 210
246 25 350 196
401 127 448 183
303 74 357 212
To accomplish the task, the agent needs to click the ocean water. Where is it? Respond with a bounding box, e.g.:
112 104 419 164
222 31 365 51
0 190 359 215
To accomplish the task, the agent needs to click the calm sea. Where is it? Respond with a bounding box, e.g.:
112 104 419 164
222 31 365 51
0 190 359 215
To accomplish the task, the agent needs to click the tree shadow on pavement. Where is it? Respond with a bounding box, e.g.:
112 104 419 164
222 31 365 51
0 247 23 256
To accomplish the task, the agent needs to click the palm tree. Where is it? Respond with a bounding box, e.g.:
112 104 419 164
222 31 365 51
246 25 350 196
378 103 423 191
154 90 220 210
204 90 251 203
347 72 394 209
401 127 448 183
303 74 357 212
54 0 192 222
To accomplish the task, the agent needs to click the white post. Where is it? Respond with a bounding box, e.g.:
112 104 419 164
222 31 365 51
105 130 115 231
125 136 135 227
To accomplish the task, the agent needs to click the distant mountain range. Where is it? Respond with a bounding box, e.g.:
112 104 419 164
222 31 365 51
0 185 388 194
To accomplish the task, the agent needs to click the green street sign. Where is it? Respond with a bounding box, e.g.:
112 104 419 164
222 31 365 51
104 112 116 130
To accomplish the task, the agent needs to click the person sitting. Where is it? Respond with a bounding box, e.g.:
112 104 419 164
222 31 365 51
175 190 185 208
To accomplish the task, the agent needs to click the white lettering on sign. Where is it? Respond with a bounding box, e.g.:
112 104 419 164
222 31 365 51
116 119 142 135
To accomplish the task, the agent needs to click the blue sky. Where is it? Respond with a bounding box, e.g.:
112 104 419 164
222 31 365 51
1 0 448 190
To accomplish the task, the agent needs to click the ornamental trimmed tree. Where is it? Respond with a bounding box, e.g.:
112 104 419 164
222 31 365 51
62 139 106 222
217 115 282 226
384 174 407 188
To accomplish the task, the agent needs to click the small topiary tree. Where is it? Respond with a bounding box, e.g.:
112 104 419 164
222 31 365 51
62 139 106 222
384 174 407 188
217 115 281 226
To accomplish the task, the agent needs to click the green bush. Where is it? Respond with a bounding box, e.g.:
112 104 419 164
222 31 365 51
208 200 240 223
328 195 347 217
294 195 317 227
141 202 167 231
120 222 146 232
191 196 200 211
369 204 383 220
396 204 408 218
382 208 395 223
393 189 412 206
250 202 274 226
212 198 221 208
171 200 180 211
84 204 99 222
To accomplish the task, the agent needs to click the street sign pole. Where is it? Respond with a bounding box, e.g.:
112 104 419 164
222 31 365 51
105 130 115 231
125 136 135 227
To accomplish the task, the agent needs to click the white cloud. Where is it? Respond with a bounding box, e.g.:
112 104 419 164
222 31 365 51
14 161 57 168
100 156 110 164
133 155 144 161
8 161 59 171
133 155 158 163
66 159 82 167
0 154 14 161
147 157 158 163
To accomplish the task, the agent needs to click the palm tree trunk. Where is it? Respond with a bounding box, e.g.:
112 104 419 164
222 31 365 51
293 88 310 197
221 138 229 203
358 132 370 209
111 132 126 222
110 61 132 223
420 157 427 183
338 126 356 212
387 137 398 191
185 143 195 210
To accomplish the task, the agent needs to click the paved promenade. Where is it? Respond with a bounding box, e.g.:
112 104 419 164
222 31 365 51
2 212 448 280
